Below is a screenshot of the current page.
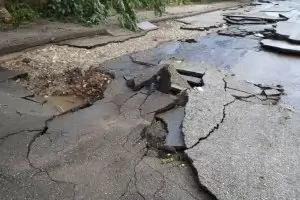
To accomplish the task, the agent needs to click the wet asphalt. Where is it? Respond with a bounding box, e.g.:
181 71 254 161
135 33 300 112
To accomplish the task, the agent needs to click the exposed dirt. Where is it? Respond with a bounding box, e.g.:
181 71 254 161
22 67 111 102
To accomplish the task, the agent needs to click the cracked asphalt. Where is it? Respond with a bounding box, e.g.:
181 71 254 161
1 1 300 200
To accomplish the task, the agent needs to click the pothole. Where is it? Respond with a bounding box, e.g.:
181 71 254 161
14 67 112 113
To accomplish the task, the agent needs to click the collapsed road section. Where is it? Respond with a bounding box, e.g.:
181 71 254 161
1 1 300 199
1 42 299 200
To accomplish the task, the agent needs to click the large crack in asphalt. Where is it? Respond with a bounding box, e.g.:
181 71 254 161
119 147 148 200
0 129 44 146
187 99 236 150
25 117 77 200
23 102 99 200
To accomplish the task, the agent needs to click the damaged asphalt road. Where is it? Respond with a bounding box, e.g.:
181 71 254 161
1 0 300 200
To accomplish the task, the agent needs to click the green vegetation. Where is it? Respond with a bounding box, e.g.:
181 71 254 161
8 3 39 26
43 0 171 30
1 0 190 30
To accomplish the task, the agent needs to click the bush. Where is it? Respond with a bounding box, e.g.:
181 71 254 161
3 0 189 30
8 3 39 26
44 0 168 30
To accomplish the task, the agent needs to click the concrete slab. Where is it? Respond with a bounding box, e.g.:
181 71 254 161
176 10 224 24
59 32 145 48
264 88 282 96
179 10 225 30
186 101 300 200
172 61 206 78
137 21 158 31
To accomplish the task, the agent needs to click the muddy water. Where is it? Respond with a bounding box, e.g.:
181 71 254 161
46 95 85 113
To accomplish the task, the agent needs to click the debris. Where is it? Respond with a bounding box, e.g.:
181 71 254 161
179 38 197 43
180 74 203 87
158 65 191 93
144 120 167 149
137 21 158 31
22 57 32 64
264 88 282 96
172 61 206 78
125 64 165 91
225 77 263 95
26 67 112 102
223 12 287 25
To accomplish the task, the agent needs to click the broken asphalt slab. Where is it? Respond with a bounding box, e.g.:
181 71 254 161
1 60 213 200
137 21 158 31
261 39 300 54
218 24 274 37
223 12 287 25
183 86 235 149
275 21 300 43
97 35 259 76
24 80 210 200
156 107 185 149
178 10 225 30
231 50 300 112
185 101 300 200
